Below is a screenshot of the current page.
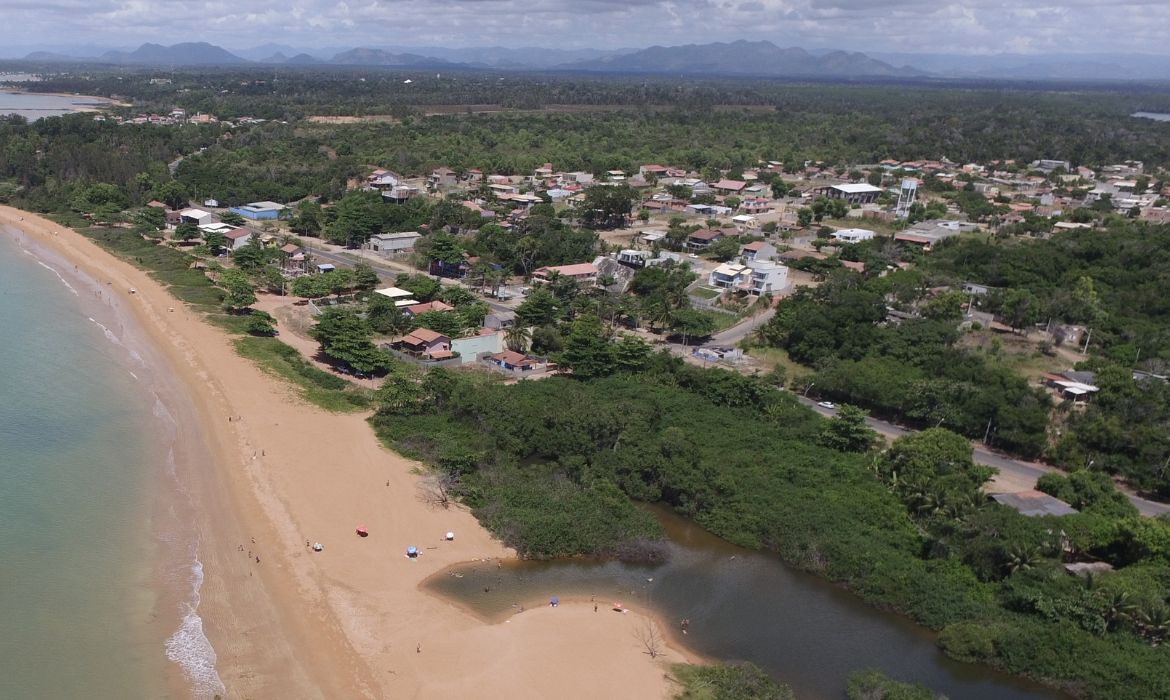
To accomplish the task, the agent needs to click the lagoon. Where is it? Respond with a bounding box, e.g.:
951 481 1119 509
0 90 108 119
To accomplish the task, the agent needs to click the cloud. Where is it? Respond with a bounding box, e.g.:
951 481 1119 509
5 0 1170 56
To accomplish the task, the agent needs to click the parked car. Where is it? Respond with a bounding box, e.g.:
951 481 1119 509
817 401 836 410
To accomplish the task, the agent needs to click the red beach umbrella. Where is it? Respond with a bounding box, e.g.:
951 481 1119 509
356 526 369 537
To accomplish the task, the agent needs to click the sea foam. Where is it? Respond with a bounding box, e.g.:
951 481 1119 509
165 554 227 698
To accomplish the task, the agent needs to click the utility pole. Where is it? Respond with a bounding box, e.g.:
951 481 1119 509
1082 327 1092 355
982 417 994 445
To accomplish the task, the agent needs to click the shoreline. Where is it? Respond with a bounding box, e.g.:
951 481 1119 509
0 206 697 699
0 88 127 114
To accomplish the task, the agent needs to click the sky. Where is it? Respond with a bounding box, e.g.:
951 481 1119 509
5 0 1170 56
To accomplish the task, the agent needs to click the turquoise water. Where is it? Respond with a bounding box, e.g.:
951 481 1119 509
0 230 171 697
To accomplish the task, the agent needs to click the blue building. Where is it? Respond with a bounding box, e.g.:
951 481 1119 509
229 201 286 220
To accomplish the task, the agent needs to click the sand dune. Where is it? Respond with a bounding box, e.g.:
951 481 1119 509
1 206 691 699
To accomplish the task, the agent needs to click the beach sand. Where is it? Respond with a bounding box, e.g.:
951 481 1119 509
1 206 691 699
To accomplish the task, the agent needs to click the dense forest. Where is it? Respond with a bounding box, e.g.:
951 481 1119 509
371 353 1170 700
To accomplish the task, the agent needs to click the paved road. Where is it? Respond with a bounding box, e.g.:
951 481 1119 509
793 395 1170 517
305 245 517 315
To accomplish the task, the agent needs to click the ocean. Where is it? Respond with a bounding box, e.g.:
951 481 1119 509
0 227 223 698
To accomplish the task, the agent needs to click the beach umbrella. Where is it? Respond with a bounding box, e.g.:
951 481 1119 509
356 526 369 537
406 546 418 558
612 602 624 611
445 531 455 541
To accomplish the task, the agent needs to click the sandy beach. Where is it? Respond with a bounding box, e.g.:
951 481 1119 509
0 206 692 699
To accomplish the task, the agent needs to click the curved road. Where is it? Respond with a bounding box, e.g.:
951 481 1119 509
794 395 1170 518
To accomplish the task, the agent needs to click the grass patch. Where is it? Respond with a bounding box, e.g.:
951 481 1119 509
691 286 722 300
741 345 814 382
78 227 223 309
672 663 794 700
233 336 373 412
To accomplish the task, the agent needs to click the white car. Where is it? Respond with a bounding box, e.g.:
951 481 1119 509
817 401 836 410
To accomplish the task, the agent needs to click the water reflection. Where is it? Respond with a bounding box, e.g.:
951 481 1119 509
427 506 1066 700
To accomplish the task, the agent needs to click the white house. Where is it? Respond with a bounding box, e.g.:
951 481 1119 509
179 208 213 226
831 228 876 243
369 231 422 255
745 259 789 295
224 227 255 250
740 241 776 263
709 262 750 289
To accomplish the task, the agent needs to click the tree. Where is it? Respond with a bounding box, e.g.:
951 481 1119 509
561 314 613 379
290 200 323 236
817 404 877 453
395 274 441 302
219 269 256 313
133 207 166 234
1000 288 1042 332
327 190 385 246
367 293 410 335
669 309 717 344
505 325 532 352
577 184 639 229
612 335 651 373
427 232 464 265
516 288 561 327
311 308 394 374
245 312 277 336
414 310 464 338
219 211 246 227
174 222 200 242
153 180 188 210
353 261 381 292
706 236 742 262
204 231 228 253
292 274 330 299
232 240 272 272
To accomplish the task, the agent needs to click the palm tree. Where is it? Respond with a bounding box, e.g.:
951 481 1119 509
1101 589 1138 631
1004 545 1042 576
1138 602 1170 645
505 325 531 352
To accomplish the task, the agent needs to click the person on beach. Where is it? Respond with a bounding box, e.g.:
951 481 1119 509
416 643 421 654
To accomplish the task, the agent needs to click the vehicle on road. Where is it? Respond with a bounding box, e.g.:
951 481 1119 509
817 401 836 410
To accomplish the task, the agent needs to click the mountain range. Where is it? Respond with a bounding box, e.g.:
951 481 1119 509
15 41 1170 81
17 40 912 78
564 40 919 78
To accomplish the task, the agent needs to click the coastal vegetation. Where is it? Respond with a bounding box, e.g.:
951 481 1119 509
672 662 794 700
370 352 1170 699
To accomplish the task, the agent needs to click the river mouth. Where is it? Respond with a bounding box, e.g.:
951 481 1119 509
425 504 1067 700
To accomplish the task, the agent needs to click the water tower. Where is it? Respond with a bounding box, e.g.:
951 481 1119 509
895 178 919 219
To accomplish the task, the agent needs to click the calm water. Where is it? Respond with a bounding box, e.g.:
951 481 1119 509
0 228 220 698
0 91 106 119
429 507 1067 700
1132 112 1170 122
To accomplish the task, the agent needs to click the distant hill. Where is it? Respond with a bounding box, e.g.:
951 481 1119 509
565 40 918 78
100 42 247 65
285 53 324 65
329 47 461 67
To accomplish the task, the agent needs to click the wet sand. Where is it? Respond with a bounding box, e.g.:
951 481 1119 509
0 206 691 699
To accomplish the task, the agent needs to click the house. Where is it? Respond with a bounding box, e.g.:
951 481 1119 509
451 329 505 364
179 208 213 226
403 300 455 316
374 286 415 302
709 262 750 289
396 328 452 357
532 263 599 285
818 183 883 205
484 311 516 329
731 214 758 228
224 227 254 250
831 228 876 243
686 228 725 251
382 185 421 204
369 231 422 255
714 179 747 194
617 249 653 268
639 164 670 179
367 171 400 190
229 201 286 220
745 259 789 295
1041 371 1100 402
428 167 458 189
740 241 776 263
487 350 544 372
740 198 772 214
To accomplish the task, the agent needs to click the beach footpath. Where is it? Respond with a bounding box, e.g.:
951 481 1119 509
0 206 694 699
